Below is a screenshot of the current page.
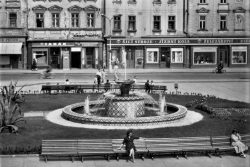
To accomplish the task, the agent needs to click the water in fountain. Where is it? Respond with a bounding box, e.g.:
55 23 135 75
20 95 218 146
84 96 90 115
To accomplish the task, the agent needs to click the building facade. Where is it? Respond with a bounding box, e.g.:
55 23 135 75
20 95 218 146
187 0 250 68
0 0 28 69
103 0 187 69
27 0 104 69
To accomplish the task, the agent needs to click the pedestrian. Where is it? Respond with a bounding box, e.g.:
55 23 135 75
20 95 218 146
32 57 37 71
118 129 142 163
217 61 224 73
104 79 111 92
96 69 102 91
150 80 154 93
101 68 106 83
65 79 70 85
133 76 137 84
145 80 150 93
231 129 248 158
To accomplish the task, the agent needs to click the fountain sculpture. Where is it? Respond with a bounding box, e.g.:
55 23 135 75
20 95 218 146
61 78 188 128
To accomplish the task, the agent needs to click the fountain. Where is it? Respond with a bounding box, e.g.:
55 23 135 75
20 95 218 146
61 79 188 128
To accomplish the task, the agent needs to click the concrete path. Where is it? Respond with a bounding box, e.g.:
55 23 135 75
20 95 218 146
1 154 249 167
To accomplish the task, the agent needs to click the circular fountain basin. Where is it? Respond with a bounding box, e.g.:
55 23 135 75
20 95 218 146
61 101 187 127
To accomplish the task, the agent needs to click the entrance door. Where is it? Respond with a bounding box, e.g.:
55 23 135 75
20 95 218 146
71 52 81 68
86 48 95 68
126 49 135 68
219 49 228 67
50 48 60 69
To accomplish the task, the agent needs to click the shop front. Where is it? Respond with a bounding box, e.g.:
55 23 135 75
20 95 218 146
28 41 103 69
28 30 104 69
108 38 250 69
0 37 26 69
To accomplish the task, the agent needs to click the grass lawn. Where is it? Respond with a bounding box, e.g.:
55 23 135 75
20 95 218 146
1 93 250 154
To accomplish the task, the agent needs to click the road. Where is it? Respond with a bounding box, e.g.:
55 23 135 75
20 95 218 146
0 72 250 103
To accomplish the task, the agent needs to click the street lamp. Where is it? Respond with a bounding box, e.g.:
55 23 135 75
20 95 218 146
101 14 113 72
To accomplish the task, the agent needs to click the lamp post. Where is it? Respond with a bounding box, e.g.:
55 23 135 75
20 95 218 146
101 14 113 72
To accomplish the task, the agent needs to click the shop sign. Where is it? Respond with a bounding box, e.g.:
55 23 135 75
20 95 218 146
32 42 98 47
0 38 25 43
72 31 102 39
110 38 250 45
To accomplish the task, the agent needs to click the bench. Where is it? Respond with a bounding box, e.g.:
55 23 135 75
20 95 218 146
212 134 250 157
112 139 147 161
41 139 78 162
77 139 113 162
178 136 214 158
145 138 181 159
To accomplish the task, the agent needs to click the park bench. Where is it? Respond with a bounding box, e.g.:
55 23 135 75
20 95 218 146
41 139 78 162
211 133 250 157
77 139 113 162
145 138 181 159
177 136 214 158
112 139 147 161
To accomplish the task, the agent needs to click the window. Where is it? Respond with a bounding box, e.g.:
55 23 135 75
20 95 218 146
220 0 226 3
36 13 44 28
193 47 217 65
168 16 175 31
33 50 48 66
199 15 206 30
220 15 227 30
232 47 247 64
146 48 159 63
9 13 17 27
87 13 94 27
200 0 206 3
52 13 60 28
71 13 79 28
128 16 136 31
153 16 161 31
171 48 183 63
114 15 121 30
128 0 136 3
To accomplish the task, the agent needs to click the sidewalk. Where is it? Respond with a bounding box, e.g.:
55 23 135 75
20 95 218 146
1 154 249 167
1 67 250 74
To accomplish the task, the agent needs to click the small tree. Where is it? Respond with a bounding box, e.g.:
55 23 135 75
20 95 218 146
0 81 25 133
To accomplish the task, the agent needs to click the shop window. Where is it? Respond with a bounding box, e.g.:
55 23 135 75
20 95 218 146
153 16 161 31
52 13 60 28
146 48 159 63
87 13 95 27
33 50 48 66
199 15 206 30
128 16 136 31
114 15 121 30
194 52 216 64
220 15 227 30
71 13 79 28
171 48 183 63
9 13 17 27
232 47 247 64
168 16 175 32
36 13 44 28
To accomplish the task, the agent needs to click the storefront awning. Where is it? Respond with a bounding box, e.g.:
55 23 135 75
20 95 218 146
0 43 22 54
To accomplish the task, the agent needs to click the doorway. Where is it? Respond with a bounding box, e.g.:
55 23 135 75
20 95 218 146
219 48 228 67
50 48 60 69
71 52 81 68
86 48 95 68
126 48 135 68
